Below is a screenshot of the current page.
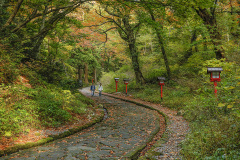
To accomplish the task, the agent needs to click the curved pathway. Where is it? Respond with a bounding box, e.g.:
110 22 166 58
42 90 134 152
103 92 190 160
0 88 161 160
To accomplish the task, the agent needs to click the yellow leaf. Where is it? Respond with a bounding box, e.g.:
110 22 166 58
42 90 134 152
227 105 233 109
64 45 73 51
218 103 226 107
224 86 235 90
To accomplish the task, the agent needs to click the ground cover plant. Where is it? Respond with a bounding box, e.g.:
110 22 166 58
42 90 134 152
0 83 94 136
0 63 96 151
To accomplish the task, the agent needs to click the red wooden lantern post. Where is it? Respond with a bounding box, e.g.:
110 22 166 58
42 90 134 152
114 78 119 92
158 77 166 100
207 67 223 99
123 78 130 95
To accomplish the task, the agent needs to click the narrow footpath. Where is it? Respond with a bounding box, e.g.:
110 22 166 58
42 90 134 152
0 88 162 160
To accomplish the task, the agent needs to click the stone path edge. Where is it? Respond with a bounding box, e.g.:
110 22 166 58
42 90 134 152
0 107 105 157
102 93 169 160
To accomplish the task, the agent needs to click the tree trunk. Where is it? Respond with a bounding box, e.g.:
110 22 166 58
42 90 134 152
179 29 198 65
102 6 145 84
156 31 171 79
129 42 145 84
78 65 83 81
94 67 97 84
30 5 49 59
30 31 48 59
195 8 224 59
123 16 145 84
148 11 171 79
84 63 89 84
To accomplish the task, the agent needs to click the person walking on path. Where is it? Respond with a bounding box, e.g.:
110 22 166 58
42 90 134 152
90 83 96 96
98 83 103 96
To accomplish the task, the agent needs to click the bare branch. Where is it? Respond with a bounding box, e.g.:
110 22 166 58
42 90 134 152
93 27 118 45
104 6 122 18
12 9 38 33
103 27 118 33
1 0 24 31
96 6 127 36
84 21 113 27
31 3 81 40
8 0 85 33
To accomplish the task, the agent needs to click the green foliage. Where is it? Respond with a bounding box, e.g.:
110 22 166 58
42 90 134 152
180 60 240 159
33 87 90 127
100 65 136 93
33 88 71 126
0 81 93 137
0 54 19 84
0 85 40 136
182 97 240 159
60 79 81 90
144 68 167 83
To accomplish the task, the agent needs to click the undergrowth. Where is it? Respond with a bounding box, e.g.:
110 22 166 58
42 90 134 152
0 83 94 138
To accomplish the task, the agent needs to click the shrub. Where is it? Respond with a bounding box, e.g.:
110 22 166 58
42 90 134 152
0 54 19 84
145 68 167 83
60 79 81 90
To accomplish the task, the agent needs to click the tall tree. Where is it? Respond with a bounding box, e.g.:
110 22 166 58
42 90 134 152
169 0 225 59
0 0 87 60
98 1 145 84
141 1 171 79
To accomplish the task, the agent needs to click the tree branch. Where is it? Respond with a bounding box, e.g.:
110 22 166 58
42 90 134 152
7 0 85 33
1 0 24 31
84 21 113 27
95 6 128 36
11 8 38 33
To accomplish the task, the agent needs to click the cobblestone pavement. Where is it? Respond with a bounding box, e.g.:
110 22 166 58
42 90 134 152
0 88 161 160
103 92 190 160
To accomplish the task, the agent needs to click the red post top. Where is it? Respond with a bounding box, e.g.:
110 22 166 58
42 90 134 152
123 78 130 85
115 78 119 83
158 77 166 86
159 82 165 86
207 67 223 82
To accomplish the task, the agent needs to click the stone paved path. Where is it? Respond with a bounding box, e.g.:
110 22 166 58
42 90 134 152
0 88 161 160
103 92 190 160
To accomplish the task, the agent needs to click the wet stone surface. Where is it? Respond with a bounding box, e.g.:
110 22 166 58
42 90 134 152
0 88 160 160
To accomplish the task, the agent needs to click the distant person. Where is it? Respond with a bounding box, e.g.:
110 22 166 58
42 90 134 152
90 83 96 96
98 83 103 96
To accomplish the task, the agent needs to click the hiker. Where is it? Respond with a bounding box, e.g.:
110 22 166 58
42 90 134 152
98 83 103 96
90 83 96 96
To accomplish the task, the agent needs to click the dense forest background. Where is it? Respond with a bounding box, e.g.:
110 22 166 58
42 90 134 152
0 0 239 159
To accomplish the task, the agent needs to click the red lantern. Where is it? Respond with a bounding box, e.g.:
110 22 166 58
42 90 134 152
207 67 223 100
207 67 223 82
158 77 166 100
